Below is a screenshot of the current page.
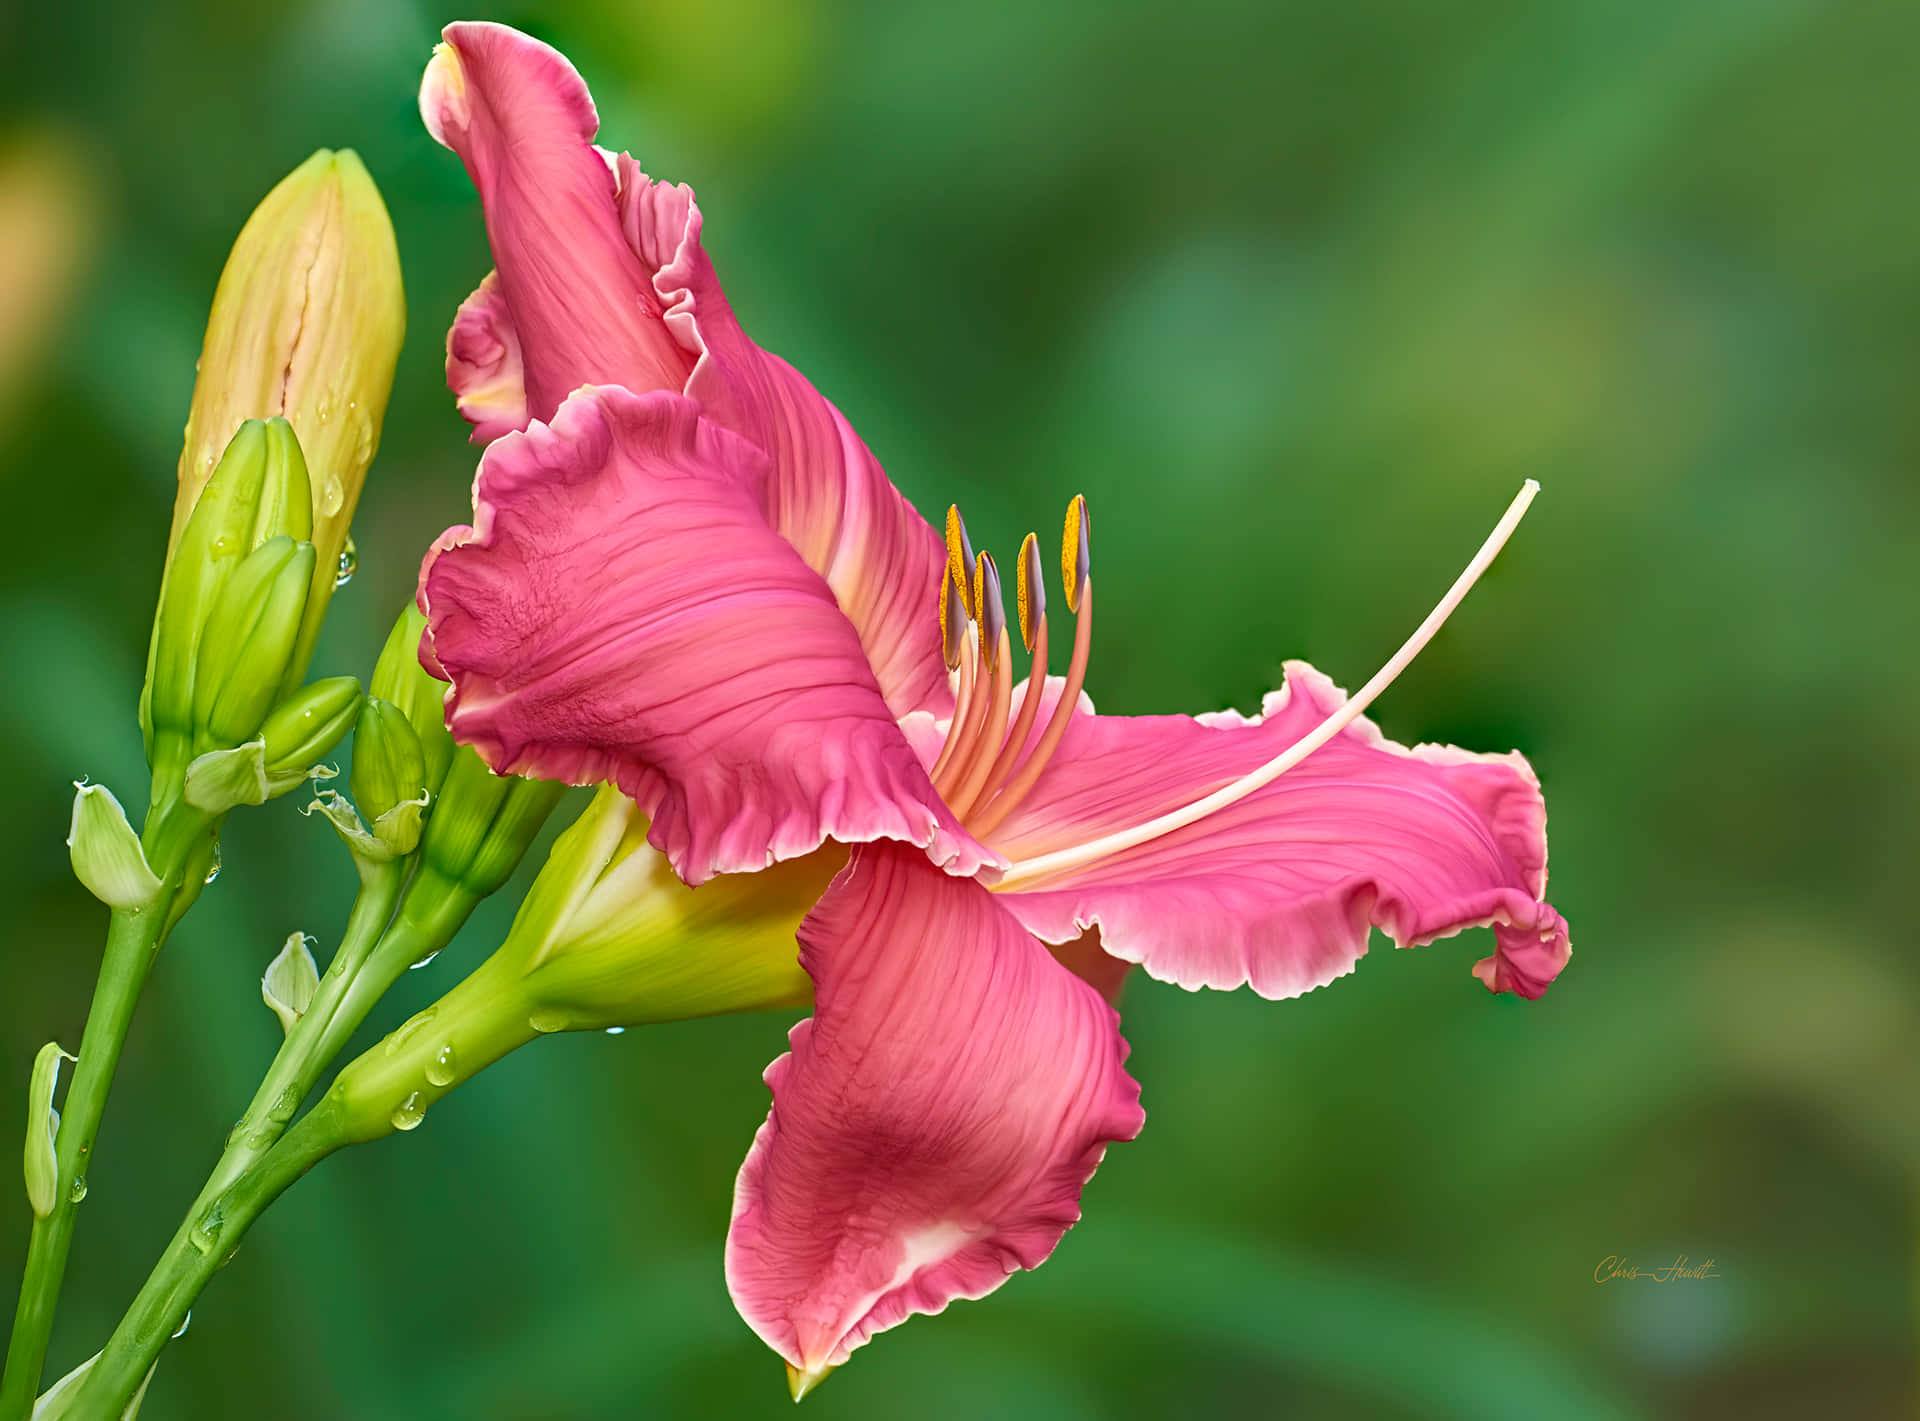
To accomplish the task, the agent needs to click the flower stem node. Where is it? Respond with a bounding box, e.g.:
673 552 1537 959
23 1043 75 1219
67 783 162 910
261 934 321 1035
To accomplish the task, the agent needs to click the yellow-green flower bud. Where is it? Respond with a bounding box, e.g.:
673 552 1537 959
350 698 428 840
145 418 312 758
67 782 162 910
419 749 566 899
182 676 361 813
23 1042 75 1219
170 149 405 691
191 535 316 750
369 606 456 795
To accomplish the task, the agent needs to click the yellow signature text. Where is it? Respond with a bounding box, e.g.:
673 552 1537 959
1594 1255 1719 1283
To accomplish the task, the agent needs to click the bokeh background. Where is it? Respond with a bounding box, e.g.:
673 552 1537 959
3 0 1916 1416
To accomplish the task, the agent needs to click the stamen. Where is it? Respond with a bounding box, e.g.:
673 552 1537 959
947 556 1014 817
992 480 1542 890
1015 532 1044 652
928 612 977 783
1061 495 1090 616
967 496 1096 836
945 506 977 619
938 550 967 670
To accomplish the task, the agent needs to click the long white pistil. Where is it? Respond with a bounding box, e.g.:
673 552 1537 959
992 480 1541 891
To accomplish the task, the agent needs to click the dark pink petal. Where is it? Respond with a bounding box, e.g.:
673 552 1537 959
422 22 695 420
418 386 988 885
993 661 1570 1000
608 155 954 722
445 271 528 444
727 842 1144 1376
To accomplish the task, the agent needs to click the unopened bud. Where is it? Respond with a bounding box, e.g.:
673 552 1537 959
67 783 162 910
350 697 429 842
182 676 360 813
369 606 456 794
191 535 316 748
145 419 312 755
23 1042 74 1218
419 748 566 899
172 149 405 691
261 934 320 1034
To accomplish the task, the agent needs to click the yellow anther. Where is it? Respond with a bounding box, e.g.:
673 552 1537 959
938 554 967 669
1061 495 1090 614
976 551 1005 671
1015 532 1044 652
945 505 977 619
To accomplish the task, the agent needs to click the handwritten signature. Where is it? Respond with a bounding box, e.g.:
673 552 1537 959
1594 1255 1719 1283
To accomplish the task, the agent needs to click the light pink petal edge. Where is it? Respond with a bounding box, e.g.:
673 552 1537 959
993 661 1571 1001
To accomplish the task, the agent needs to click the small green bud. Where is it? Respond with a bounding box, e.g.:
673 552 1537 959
30 1349 155 1418
67 782 162 909
350 699 427 826
144 420 312 753
420 748 566 899
260 676 363 778
23 1042 74 1219
183 677 358 813
261 933 320 1034
369 606 456 794
191 535 316 749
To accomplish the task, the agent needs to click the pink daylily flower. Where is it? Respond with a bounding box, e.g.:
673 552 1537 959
415 22 1572 1393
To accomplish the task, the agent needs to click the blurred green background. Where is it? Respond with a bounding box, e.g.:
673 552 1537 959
3 0 1915 1416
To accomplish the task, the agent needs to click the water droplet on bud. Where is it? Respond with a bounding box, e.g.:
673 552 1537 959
389 1092 426 1131
425 1043 457 1087
171 1310 192 1339
68 1175 87 1203
528 1010 568 1034
334 537 358 588
204 845 222 884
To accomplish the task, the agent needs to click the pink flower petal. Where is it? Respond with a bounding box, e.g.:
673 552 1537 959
445 271 528 444
422 22 695 420
608 153 954 722
727 842 1144 1375
992 661 1570 1000
418 385 988 885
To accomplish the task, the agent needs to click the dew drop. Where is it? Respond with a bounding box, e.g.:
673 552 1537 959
68 1175 87 1203
604 1026 627 1036
189 1204 225 1254
171 1310 192 1340
203 845 222 884
334 537 357 588
425 1042 457 1087
267 1085 302 1124
319 477 345 517
407 950 440 972
389 1091 426 1132
528 1010 569 1034
383 1007 438 1056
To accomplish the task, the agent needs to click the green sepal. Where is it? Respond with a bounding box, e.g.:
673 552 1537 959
261 933 320 1034
67 783 163 910
420 748 567 899
23 1042 74 1219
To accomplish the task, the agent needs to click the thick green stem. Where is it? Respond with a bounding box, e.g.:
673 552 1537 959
65 1100 344 1419
70 952 539 1420
194 861 406 1207
0 803 206 1421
